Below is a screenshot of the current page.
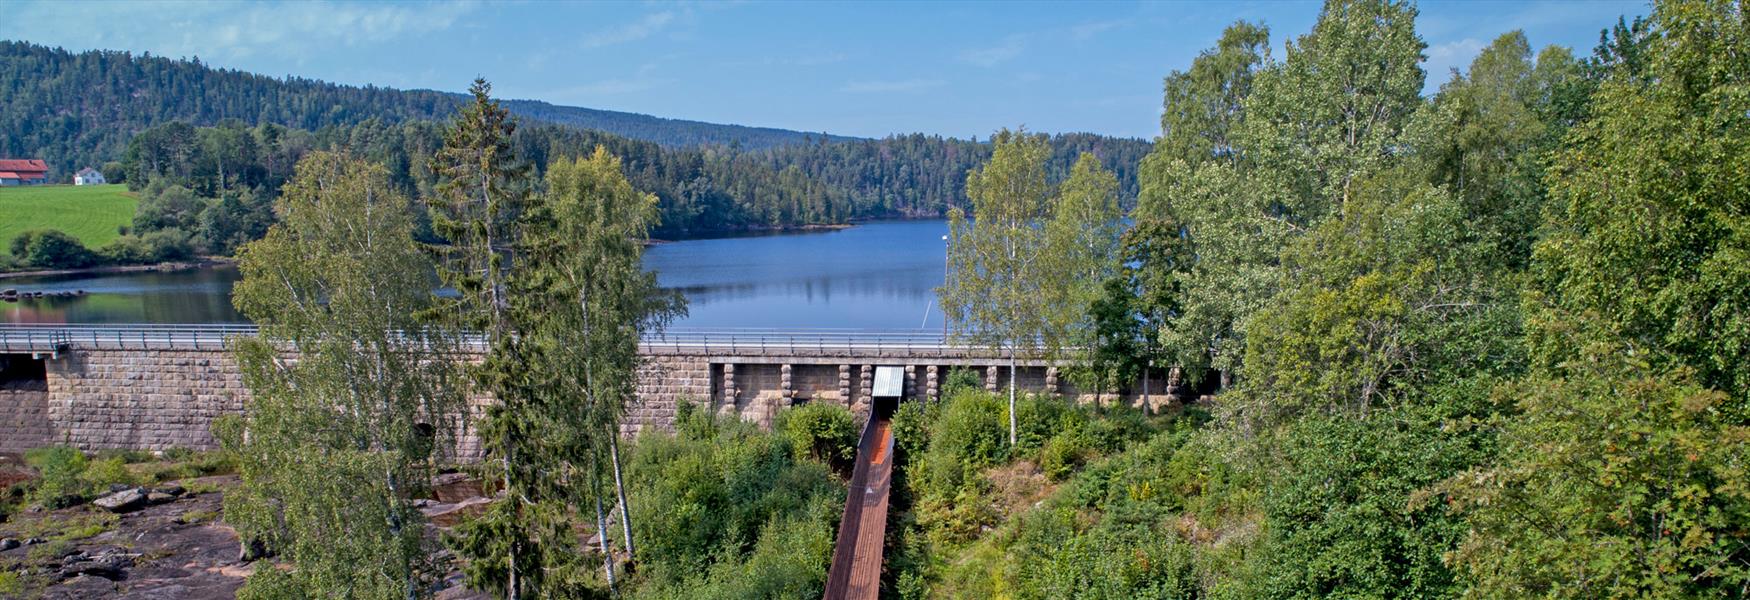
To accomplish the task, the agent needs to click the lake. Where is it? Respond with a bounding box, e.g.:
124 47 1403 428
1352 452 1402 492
0 220 951 329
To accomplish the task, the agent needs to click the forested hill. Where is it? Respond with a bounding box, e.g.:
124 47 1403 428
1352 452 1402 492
493 97 860 149
0 40 860 173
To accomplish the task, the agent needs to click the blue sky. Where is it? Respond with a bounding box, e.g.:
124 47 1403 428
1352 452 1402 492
3 1 1647 139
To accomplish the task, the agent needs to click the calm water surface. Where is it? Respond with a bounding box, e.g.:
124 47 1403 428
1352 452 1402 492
1 220 951 329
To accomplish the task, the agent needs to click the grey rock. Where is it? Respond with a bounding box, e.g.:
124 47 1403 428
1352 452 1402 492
0 538 19 551
93 487 148 513
58 558 128 581
153 483 185 497
146 492 177 505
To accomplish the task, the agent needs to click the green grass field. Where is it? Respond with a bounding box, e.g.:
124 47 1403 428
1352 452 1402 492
0 184 136 250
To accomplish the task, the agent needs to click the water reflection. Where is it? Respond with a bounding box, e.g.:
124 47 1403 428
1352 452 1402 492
1 266 245 324
644 219 948 329
2 220 951 329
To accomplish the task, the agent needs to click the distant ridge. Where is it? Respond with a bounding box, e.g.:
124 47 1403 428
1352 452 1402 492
0 40 860 175
490 97 862 149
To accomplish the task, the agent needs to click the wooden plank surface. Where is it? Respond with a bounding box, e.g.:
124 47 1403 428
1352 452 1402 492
822 415 896 600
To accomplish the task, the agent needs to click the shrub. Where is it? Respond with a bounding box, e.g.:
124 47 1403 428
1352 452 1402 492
101 161 126 184
83 456 138 491
99 228 194 264
1013 395 1078 457
93 448 155 463
16 229 97 269
627 402 844 595
1039 428 1093 482
942 367 983 397
777 402 859 472
23 446 89 509
932 389 1009 469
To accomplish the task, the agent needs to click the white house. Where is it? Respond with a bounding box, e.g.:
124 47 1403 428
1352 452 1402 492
74 167 106 186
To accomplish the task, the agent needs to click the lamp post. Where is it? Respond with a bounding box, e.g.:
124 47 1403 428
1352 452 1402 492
940 234 949 338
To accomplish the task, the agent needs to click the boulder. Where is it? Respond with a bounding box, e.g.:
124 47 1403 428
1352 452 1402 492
0 538 19 551
147 492 178 505
93 487 148 513
431 472 484 503
58 554 131 581
423 497 493 528
153 484 186 497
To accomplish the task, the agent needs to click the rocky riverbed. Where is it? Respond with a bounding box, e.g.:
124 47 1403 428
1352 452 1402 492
0 469 495 599
0 475 246 599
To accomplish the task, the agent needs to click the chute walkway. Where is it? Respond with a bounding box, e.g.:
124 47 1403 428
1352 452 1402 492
821 405 896 600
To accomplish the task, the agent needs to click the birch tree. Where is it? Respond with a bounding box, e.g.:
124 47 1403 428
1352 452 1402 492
223 151 467 599
518 147 684 584
940 130 1121 445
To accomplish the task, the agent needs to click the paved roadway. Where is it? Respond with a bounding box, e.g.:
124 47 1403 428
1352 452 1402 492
0 324 968 354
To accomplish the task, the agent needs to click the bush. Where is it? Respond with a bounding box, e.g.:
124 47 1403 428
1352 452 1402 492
1039 429 1093 482
942 367 984 397
101 161 126 184
82 456 138 491
24 446 89 509
777 402 859 472
9 229 95 269
99 228 194 264
627 402 845 595
932 389 1009 470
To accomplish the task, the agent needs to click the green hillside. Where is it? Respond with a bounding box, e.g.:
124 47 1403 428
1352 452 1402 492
0 184 135 249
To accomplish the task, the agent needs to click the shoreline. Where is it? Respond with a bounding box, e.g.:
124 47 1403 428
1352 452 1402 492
648 221 857 245
0 258 234 282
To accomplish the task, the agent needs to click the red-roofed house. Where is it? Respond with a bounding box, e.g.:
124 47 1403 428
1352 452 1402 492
0 159 50 186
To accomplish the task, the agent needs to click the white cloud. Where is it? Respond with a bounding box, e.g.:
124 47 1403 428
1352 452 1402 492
554 77 674 96
539 63 673 99
581 11 677 49
1070 20 1125 41
959 34 1026 67
0 1 478 63
1424 37 1486 85
839 79 946 94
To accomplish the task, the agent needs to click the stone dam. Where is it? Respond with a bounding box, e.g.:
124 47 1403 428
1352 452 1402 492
0 326 1194 454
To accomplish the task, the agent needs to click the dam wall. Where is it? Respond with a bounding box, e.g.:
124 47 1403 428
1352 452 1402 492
0 327 1186 454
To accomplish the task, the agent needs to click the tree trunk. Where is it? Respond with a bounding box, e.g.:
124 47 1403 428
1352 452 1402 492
1142 365 1151 416
503 449 520 600
594 468 618 597
1008 353 1018 446
610 432 636 566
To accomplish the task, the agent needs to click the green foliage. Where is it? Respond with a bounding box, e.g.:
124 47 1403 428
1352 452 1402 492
1156 20 1271 165
226 151 465 598
1528 0 1750 413
1228 408 1488 599
624 403 844 598
920 410 1210 600
942 130 1125 444
0 570 20 596
777 402 859 471
14 446 163 510
22 446 88 509
98 228 196 265
1441 347 1750 596
1238 168 1514 424
81 456 137 491
7 228 96 269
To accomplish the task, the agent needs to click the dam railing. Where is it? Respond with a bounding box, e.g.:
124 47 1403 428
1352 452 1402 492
0 324 967 355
